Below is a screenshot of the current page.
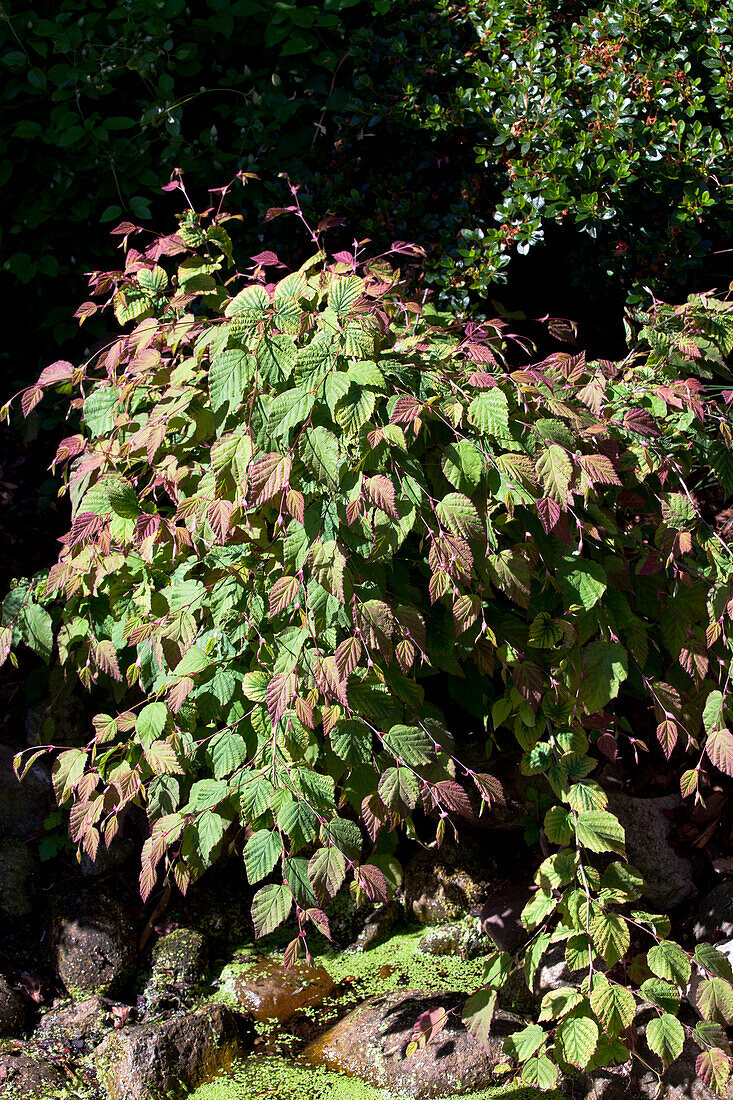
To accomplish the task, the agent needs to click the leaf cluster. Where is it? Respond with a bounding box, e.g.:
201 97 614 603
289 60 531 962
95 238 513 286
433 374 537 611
6 202 733 1089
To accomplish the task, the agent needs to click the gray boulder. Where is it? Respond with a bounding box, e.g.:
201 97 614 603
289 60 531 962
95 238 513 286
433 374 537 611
94 1004 251 1100
404 840 494 926
418 917 493 960
692 881 733 943
302 990 519 1099
0 839 36 920
0 976 25 1038
0 1050 68 1097
46 884 136 997
606 791 696 910
35 995 128 1044
0 746 51 841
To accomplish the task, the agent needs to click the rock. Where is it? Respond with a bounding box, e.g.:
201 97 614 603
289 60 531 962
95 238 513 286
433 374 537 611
36 995 126 1044
354 901 402 951
302 989 518 1099
0 840 36 920
46 884 136 997
0 1050 67 1097
606 791 696 910
141 928 208 1017
480 880 534 954
94 1003 251 1100
0 746 51 841
692 881 733 942
418 917 493 960
404 840 495 926
25 694 85 747
181 862 252 944
78 834 136 877
233 958 334 1022
0 977 25 1038
150 928 208 988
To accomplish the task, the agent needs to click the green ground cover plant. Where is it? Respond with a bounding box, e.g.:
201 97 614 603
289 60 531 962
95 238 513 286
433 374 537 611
5 194 733 1087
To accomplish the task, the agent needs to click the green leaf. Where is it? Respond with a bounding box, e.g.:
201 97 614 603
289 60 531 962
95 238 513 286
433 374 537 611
521 1055 558 1089
269 388 314 437
703 690 726 735
436 492 483 539
555 1015 598 1068
539 987 584 1022
277 799 318 852
194 809 227 865
299 426 340 488
209 349 252 418
328 275 363 315
647 941 692 987
695 942 733 983
251 883 293 937
462 987 497 1046
442 439 484 491
188 779 229 811
244 829 281 884
535 444 573 505
696 978 733 1025
136 702 168 746
579 642 628 714
22 603 53 662
378 766 419 811
331 719 372 765
574 810 626 856
589 977 635 1037
559 558 607 610
646 1013 684 1067
469 388 509 437
308 845 347 898
589 912 630 968
639 979 680 1014
209 731 249 779
241 671 269 701
506 1024 546 1061
383 725 433 767
544 805 574 845
599 861 645 903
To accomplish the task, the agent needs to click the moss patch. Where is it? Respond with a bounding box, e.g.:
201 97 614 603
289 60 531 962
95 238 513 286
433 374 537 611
188 1053 553 1100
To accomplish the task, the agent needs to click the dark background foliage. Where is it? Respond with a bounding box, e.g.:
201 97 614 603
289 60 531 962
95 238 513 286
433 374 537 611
3 0 733 395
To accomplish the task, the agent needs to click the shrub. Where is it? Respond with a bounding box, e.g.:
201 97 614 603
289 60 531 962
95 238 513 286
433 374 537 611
5 197 733 1088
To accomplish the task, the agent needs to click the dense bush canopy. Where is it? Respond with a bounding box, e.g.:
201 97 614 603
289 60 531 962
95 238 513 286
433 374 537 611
5 200 733 1086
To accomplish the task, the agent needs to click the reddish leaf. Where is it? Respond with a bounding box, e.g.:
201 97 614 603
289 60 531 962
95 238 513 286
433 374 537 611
657 720 678 760
434 780 474 818
37 360 74 387
68 512 103 547
472 773 504 805
537 496 562 533
21 387 43 417
207 498 235 543
390 395 424 424
354 864 389 903
365 475 399 519
266 671 297 726
706 728 733 777
269 575 300 615
624 409 662 438
335 636 362 681
249 452 292 504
